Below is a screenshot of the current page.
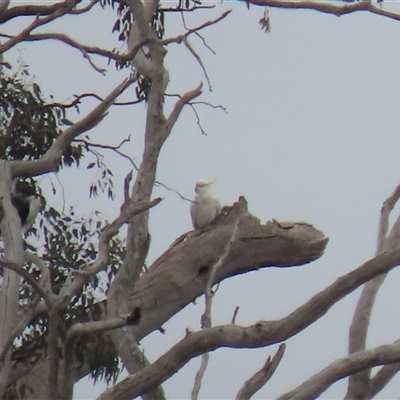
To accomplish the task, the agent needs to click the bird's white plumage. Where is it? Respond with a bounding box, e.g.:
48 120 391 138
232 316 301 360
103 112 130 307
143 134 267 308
190 179 221 229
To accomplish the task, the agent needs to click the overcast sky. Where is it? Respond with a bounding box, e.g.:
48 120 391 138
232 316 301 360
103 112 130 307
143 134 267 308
5 0 400 398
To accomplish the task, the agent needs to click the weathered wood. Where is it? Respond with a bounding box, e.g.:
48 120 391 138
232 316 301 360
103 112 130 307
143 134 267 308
130 197 328 341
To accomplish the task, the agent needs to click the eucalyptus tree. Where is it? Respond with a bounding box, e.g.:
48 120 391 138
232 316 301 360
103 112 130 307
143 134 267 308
0 1 400 399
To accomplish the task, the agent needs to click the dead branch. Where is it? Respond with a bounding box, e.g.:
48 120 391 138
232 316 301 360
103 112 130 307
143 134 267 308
167 83 203 131
236 343 286 400
77 197 163 277
192 218 241 400
126 199 327 341
0 0 98 23
346 182 400 398
0 2 77 55
278 339 400 400
163 10 232 46
246 0 400 22
0 1 10 16
45 92 138 109
75 137 138 169
3 32 152 70
123 171 134 204
368 363 400 397
66 315 136 343
184 39 212 91
231 306 240 324
96 244 400 400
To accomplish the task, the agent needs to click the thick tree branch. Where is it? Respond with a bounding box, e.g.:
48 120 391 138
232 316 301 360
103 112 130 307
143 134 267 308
66 316 135 343
97 245 400 400
126 199 327 340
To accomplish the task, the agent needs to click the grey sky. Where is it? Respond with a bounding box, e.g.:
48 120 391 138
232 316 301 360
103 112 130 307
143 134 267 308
5 1 400 398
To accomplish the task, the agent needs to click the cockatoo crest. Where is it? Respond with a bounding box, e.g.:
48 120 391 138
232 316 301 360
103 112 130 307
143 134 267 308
190 179 221 230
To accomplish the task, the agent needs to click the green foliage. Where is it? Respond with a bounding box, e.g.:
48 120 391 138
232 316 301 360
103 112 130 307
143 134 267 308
0 72 83 167
6 207 125 396
100 0 186 100
0 65 126 394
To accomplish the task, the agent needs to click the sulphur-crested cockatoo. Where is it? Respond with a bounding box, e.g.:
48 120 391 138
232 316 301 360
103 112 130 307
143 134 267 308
190 179 221 229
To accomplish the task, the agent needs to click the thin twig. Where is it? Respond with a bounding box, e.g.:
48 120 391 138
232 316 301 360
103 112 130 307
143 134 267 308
163 10 232 46
183 38 212 91
191 217 242 400
231 306 239 324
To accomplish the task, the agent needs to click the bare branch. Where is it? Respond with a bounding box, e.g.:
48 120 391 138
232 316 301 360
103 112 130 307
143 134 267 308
97 248 400 400
79 197 163 276
154 180 192 202
41 88 143 112
124 171 134 204
346 182 400 398
278 340 400 400
236 343 286 400
3 32 152 70
192 218 241 399
0 1 10 16
231 306 240 324
163 10 232 46
184 39 212 91
167 83 203 131
66 315 137 343
368 363 400 397
0 2 77 55
68 0 98 15
246 0 400 22
75 136 139 169
377 182 400 253
0 0 98 23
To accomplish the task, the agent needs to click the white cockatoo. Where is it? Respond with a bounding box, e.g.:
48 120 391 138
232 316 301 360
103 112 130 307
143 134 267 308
190 179 222 230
